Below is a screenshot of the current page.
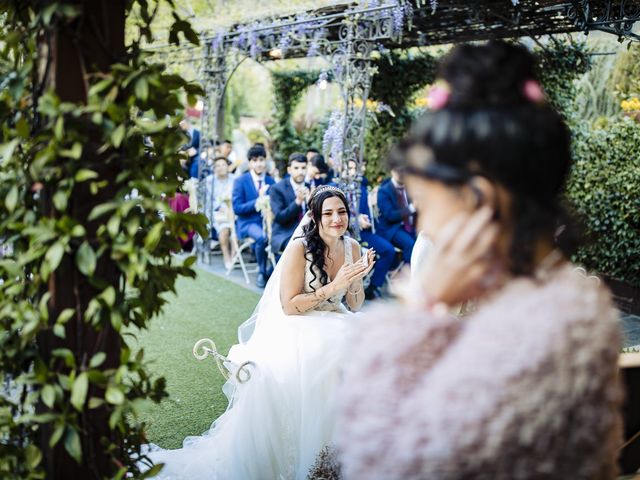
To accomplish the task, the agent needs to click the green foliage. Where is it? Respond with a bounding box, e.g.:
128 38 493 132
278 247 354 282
270 69 321 170
365 52 439 182
566 117 640 286
610 42 640 100
535 39 591 117
0 1 206 478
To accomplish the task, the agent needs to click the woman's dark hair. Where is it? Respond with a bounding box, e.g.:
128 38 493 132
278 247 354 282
310 154 329 174
299 188 350 291
400 40 573 276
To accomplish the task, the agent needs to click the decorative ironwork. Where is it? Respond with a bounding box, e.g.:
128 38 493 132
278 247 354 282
567 0 640 41
193 338 254 383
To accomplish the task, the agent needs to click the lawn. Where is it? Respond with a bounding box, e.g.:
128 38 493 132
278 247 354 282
129 268 260 449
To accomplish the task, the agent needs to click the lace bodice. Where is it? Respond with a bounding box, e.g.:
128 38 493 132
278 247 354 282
303 237 353 314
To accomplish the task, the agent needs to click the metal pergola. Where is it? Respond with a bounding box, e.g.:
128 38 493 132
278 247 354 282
153 0 640 261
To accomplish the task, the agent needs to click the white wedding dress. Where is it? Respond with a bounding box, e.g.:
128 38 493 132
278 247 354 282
145 216 355 479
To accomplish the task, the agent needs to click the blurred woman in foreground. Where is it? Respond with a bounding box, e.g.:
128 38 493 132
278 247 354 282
335 41 623 479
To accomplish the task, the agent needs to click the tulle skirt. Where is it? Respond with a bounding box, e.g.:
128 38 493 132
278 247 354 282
145 309 353 480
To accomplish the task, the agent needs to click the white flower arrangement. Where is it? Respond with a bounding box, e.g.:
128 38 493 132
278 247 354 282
255 195 271 214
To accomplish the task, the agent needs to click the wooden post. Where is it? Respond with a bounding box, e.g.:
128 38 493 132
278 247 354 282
39 1 126 477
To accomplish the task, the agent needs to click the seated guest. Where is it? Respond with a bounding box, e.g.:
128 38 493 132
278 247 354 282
346 159 396 300
232 144 275 288
178 118 201 179
269 153 310 255
306 154 333 189
376 167 416 265
206 156 236 270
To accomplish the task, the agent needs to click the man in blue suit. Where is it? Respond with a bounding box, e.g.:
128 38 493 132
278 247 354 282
232 145 275 288
269 153 310 255
179 118 201 178
376 167 416 265
346 160 396 300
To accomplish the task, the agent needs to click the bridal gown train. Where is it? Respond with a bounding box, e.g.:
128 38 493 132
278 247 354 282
145 236 355 480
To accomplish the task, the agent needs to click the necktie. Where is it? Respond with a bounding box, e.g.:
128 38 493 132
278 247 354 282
396 186 413 233
257 179 263 194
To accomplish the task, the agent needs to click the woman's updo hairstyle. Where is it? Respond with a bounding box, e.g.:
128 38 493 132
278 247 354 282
402 40 573 276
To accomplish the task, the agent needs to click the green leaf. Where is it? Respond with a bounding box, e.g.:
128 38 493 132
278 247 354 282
144 222 164 251
89 78 113 96
75 242 96 276
105 386 125 405
64 427 82 463
89 352 106 368
88 397 105 409
59 142 82 159
16 117 29 138
75 169 98 182
24 445 42 470
183 255 197 267
111 125 126 148
0 139 19 164
54 117 64 140
88 202 118 220
41 385 55 409
139 464 164 479
53 323 66 339
70 372 88 411
135 78 149 101
5 185 18 212
45 242 65 272
57 308 75 324
49 423 65 448
51 348 76 368
53 191 68 211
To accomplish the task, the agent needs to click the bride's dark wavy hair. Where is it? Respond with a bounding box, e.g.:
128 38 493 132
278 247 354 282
299 188 351 292
399 40 577 276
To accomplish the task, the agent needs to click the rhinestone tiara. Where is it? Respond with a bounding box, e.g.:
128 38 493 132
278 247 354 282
312 185 343 198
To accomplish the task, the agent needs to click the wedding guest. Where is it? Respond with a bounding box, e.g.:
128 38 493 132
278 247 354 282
346 159 395 300
376 167 416 264
269 153 310 254
307 154 333 189
335 41 622 479
179 118 201 179
232 144 275 288
207 156 236 269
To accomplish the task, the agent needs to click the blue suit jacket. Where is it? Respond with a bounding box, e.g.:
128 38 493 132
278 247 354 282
375 178 414 241
269 179 308 253
232 172 275 238
186 128 201 178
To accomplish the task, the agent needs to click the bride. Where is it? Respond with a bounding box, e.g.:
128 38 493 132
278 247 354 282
145 185 376 479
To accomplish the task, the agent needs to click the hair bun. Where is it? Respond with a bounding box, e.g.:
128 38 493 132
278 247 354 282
439 41 537 108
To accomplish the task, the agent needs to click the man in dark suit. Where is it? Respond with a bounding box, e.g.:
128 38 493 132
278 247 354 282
376 168 416 265
270 153 310 255
346 160 396 300
232 144 275 288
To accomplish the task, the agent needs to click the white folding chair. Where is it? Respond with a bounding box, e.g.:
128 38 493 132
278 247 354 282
226 218 258 284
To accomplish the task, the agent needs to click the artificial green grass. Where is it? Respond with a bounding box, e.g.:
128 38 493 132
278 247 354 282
129 268 260 449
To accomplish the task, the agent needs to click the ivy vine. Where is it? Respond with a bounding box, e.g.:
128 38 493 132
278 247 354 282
270 69 322 171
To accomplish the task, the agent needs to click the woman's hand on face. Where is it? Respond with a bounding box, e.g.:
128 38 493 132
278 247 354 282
331 250 376 291
416 206 502 307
